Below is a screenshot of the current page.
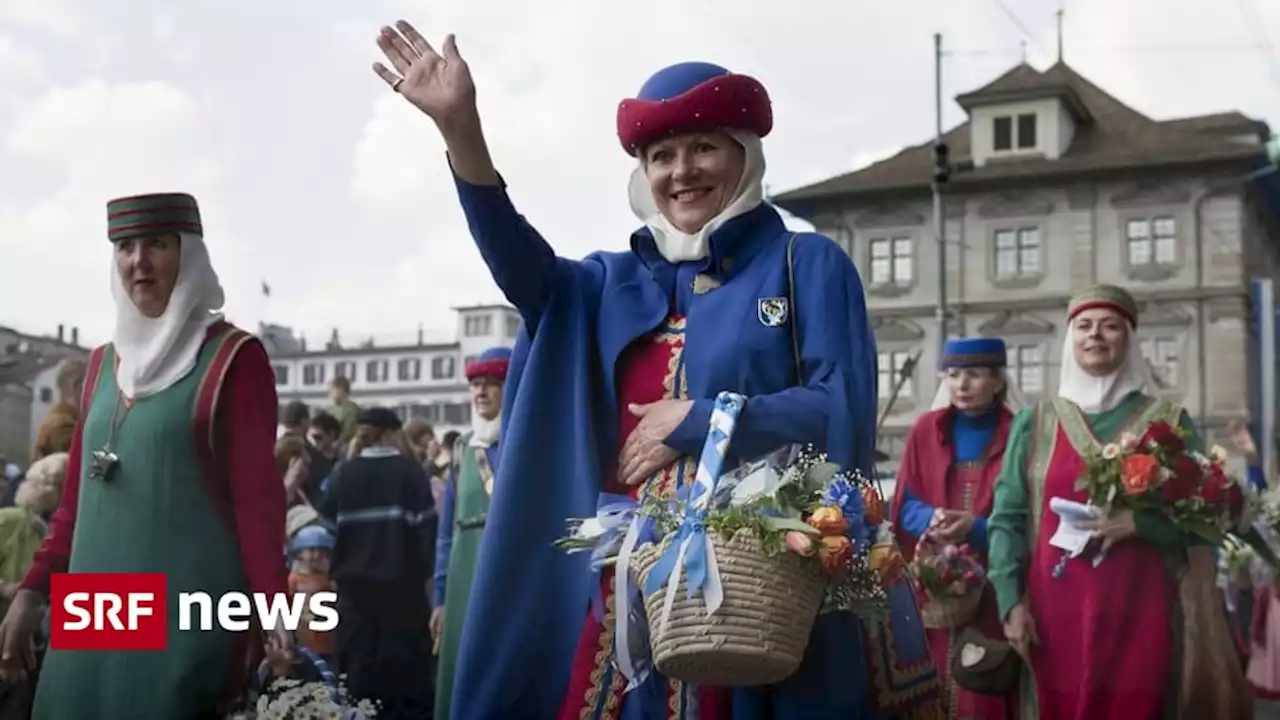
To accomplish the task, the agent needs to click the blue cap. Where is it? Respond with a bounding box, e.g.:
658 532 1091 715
290 525 335 554
938 338 1007 370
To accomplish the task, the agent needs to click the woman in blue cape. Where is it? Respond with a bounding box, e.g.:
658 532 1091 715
371 20 938 720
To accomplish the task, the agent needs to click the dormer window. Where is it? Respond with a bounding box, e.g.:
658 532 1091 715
993 113 1038 152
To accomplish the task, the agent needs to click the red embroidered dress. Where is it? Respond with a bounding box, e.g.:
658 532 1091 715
557 314 730 720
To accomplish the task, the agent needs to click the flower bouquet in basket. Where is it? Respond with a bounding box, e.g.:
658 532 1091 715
552 391 894 690
909 535 986 629
1076 421 1277 565
226 645 379 720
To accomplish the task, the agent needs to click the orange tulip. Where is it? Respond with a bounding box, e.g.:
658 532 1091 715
808 506 849 536
819 535 854 574
863 486 885 526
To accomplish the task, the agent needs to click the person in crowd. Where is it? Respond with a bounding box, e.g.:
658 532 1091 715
31 358 86 463
328 377 360 447
890 338 1024 720
404 418 438 466
0 454 68 617
988 284 1246 719
288 525 336 663
433 346 509 720
371 22 936 719
277 435 313 508
320 407 435 719
0 192 288 717
279 399 310 440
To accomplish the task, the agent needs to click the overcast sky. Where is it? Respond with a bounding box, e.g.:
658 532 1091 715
1 0 1278 348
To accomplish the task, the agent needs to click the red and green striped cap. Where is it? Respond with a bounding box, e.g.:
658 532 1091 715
1068 284 1139 327
106 192 202 243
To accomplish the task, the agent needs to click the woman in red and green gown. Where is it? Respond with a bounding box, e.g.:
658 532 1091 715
987 284 1222 720
890 337 1023 720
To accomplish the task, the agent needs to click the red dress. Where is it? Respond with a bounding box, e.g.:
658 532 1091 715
556 314 730 720
1025 422 1175 719
890 408 1017 720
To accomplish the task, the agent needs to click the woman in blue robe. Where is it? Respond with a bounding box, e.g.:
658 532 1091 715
370 20 938 719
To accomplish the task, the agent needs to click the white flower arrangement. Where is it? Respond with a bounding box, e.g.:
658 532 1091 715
226 677 379 720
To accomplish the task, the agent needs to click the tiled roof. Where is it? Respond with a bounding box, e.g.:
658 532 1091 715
773 61 1269 209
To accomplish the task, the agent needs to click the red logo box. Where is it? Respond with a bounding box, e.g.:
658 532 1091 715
49 573 167 651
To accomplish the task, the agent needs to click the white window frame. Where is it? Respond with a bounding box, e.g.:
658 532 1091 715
993 112 1038 152
993 227 1042 279
1140 336 1181 388
1126 216 1178 267
869 237 913 286
431 355 456 380
397 358 422 382
877 351 914 400
1009 343 1044 395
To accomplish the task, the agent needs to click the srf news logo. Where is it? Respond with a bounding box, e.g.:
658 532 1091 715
49 573 338 651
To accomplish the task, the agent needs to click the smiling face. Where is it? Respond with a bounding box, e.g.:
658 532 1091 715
944 367 1005 412
1072 307 1130 376
114 233 181 318
642 131 746 234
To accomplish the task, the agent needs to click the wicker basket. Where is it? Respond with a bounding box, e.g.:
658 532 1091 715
630 528 826 687
919 590 981 629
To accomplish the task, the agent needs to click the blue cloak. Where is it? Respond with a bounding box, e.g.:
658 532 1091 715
447 173 931 719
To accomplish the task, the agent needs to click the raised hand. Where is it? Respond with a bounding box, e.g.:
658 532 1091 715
373 21 476 130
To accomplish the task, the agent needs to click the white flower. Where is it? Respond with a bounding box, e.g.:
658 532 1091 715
1101 443 1121 460
1210 444 1230 463
1118 432 1139 450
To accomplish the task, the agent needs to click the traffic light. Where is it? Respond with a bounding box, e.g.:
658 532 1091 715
933 142 951 184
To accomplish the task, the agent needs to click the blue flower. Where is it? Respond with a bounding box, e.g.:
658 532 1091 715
825 474 871 547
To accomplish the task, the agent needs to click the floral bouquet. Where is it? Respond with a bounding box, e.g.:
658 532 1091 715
553 392 892 688
909 536 986 628
227 676 379 720
1077 421 1277 564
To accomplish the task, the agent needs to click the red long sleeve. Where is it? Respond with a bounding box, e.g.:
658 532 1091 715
19 417 83 594
219 341 288 598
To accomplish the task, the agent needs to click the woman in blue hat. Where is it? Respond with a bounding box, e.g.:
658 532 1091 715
370 20 938 719
888 338 1025 720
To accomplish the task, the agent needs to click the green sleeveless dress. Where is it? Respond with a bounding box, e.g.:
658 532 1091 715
34 333 251 719
434 435 493 720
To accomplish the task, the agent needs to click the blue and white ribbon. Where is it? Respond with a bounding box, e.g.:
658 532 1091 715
642 391 745 636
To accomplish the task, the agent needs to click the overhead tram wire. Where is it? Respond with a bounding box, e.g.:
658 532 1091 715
1234 0 1280 97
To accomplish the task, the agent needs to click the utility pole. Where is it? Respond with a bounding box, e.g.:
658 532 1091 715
1056 8 1065 63
932 32 951 355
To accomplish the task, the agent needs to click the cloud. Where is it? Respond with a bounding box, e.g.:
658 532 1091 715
0 79 244 345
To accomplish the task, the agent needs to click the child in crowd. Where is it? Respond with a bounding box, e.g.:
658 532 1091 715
289 525 337 664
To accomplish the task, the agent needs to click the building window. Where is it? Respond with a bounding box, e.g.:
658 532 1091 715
464 315 492 337
410 403 442 423
993 114 1037 152
505 315 521 338
869 237 913 286
1126 217 1177 266
1141 336 1180 388
271 364 289 386
877 351 914 400
432 356 456 380
826 226 853 256
365 359 389 383
397 358 421 381
334 361 356 380
993 227 1041 279
302 363 326 386
1010 344 1044 395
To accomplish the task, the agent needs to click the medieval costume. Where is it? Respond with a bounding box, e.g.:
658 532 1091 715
323 406 436 719
890 338 1023 720
19 193 288 718
434 347 509 720
987 284 1248 720
444 62 937 719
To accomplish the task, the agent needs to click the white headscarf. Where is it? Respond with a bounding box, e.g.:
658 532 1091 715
627 130 767 263
110 232 226 399
471 410 501 448
929 370 1029 415
1056 319 1159 413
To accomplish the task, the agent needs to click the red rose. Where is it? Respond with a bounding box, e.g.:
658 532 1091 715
1202 465 1229 506
1140 421 1184 454
1161 457 1200 504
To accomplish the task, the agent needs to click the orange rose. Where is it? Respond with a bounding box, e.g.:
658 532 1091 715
819 535 854 574
808 506 849 536
868 542 905 587
1120 453 1161 496
863 486 885 526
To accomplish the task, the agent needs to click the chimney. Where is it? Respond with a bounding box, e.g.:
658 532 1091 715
56 324 64 342
71 327 79 346
417 323 424 346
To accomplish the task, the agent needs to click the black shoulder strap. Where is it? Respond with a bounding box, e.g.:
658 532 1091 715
786 233 802 385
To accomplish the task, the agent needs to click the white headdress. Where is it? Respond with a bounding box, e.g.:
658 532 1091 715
111 232 225 399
